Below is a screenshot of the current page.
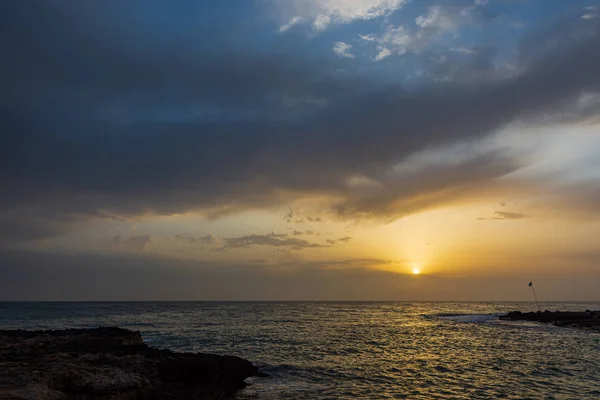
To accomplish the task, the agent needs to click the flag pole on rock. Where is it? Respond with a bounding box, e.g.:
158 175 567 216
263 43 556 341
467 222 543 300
528 281 540 312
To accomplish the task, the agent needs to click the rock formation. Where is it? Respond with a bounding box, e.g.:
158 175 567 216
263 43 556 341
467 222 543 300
0 327 263 400
499 310 600 331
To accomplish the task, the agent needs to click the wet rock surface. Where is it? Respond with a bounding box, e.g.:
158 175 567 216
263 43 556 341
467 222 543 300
0 327 263 400
500 310 600 331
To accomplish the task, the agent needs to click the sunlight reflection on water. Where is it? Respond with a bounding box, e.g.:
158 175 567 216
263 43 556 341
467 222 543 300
1 301 599 399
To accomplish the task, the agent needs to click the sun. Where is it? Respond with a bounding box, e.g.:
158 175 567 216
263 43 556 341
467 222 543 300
411 263 421 275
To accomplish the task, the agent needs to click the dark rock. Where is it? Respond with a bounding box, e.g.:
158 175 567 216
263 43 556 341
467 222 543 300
0 327 263 400
499 310 600 331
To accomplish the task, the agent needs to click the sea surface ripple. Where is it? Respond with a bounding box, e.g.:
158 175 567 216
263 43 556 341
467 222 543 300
1 302 599 399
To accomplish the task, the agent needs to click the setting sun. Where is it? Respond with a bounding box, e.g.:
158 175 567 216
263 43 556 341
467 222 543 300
412 264 421 275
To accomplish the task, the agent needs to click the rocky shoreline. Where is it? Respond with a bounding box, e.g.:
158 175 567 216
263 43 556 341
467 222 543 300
0 327 264 400
499 310 600 331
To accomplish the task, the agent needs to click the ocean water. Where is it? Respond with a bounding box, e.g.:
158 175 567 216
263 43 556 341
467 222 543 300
1 302 599 399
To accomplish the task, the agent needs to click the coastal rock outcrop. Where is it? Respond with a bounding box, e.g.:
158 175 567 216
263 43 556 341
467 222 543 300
0 327 263 400
499 310 600 331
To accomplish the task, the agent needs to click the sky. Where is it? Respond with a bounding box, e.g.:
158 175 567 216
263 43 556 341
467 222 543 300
1 0 600 301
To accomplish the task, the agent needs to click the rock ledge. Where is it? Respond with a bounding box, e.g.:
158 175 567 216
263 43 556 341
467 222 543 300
0 327 263 400
499 310 600 331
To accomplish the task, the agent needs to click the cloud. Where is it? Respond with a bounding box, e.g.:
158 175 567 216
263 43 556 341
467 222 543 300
451 46 478 55
415 6 454 29
283 209 300 223
428 46 517 83
222 232 326 250
358 34 377 42
310 258 393 267
582 6 599 20
581 13 599 20
1 2 600 240
478 211 531 220
268 231 288 238
282 257 396 269
278 16 302 32
110 235 155 251
375 25 412 60
333 42 355 58
375 47 393 61
363 3 528 62
363 5 470 61
326 236 353 245
200 234 218 245
283 209 323 224
174 233 198 244
271 0 408 32
330 149 519 219
0 209 85 243
174 233 217 245
292 230 315 236
493 211 530 220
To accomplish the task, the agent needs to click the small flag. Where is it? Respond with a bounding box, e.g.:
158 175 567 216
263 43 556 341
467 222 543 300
528 281 532 287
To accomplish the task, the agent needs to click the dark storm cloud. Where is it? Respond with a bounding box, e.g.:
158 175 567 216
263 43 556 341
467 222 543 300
1 2 600 239
0 207 97 243
331 150 518 219
0 212 76 242
427 46 509 83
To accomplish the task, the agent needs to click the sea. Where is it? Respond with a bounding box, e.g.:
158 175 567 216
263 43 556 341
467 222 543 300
1 302 599 399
